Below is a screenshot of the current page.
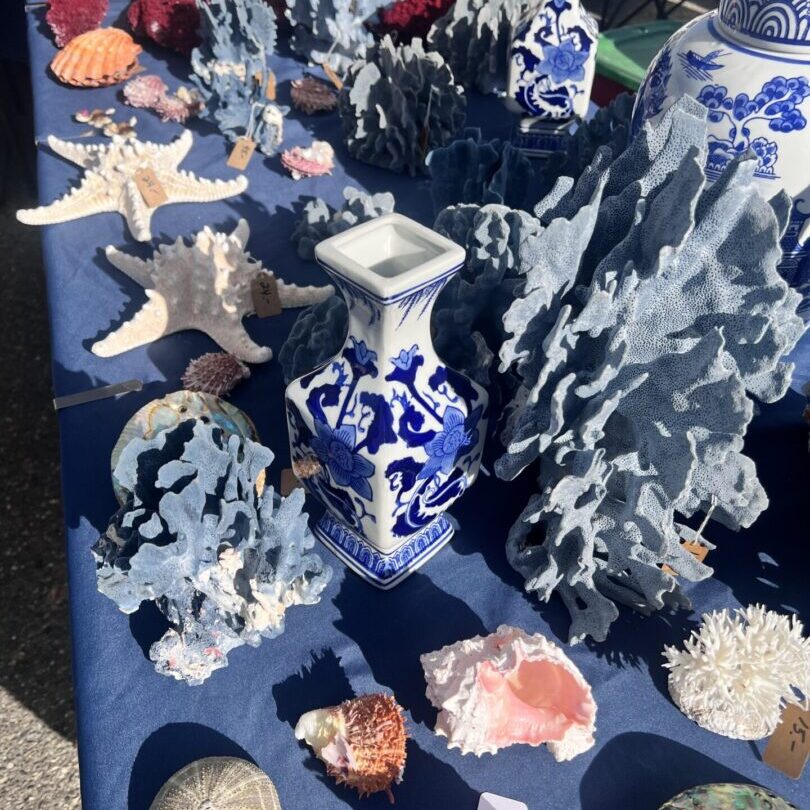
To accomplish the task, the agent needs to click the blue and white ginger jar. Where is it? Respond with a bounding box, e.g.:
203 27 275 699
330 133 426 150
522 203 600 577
285 214 488 589
632 0 810 314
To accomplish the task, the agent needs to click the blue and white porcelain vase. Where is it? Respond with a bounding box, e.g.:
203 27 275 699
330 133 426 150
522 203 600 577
632 0 810 313
285 214 488 589
506 0 599 155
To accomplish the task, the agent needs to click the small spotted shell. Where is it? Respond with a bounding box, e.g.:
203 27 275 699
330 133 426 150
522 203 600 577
51 28 142 88
149 757 281 810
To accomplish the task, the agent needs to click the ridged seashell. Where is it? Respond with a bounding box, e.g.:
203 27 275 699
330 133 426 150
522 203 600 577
659 783 797 810
51 28 142 88
182 352 251 398
421 625 597 761
290 76 338 115
110 390 259 504
281 141 335 180
149 757 281 810
296 693 407 802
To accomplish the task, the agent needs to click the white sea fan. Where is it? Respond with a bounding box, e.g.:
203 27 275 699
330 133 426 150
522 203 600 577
663 604 810 739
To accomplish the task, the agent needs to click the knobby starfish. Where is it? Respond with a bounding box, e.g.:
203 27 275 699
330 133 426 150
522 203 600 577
17 130 248 241
92 219 335 362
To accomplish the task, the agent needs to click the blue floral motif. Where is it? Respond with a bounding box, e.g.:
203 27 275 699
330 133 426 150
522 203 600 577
631 45 673 133
345 336 378 377
392 344 419 370
698 75 810 179
537 39 588 84
509 0 596 118
386 344 424 385
311 421 375 500
419 407 475 480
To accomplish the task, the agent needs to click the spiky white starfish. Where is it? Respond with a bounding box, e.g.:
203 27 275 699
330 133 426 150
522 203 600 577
92 219 334 362
17 130 248 242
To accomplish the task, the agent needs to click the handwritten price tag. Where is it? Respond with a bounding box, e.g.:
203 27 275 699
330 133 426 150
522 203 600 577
133 167 167 208
280 468 302 497
227 137 256 170
764 704 810 779
251 272 282 317
266 70 277 100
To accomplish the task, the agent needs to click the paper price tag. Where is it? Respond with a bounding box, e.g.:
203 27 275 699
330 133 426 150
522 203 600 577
251 272 282 317
134 167 167 208
280 468 302 497
662 539 710 575
763 703 810 779
266 70 277 100
227 137 256 170
323 63 344 90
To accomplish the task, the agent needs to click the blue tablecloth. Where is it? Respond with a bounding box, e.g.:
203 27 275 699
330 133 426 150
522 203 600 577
24 4 810 809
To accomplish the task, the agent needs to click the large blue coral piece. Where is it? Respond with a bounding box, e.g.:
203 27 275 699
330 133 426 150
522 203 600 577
285 0 378 72
92 419 331 684
339 35 466 175
192 0 287 155
495 97 805 643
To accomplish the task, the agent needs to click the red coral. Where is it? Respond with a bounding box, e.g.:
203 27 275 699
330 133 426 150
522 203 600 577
372 0 455 44
127 0 201 56
46 0 109 48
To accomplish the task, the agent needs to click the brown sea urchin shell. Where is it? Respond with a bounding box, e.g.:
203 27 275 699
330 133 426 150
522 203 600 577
51 28 142 88
296 693 407 803
290 76 338 115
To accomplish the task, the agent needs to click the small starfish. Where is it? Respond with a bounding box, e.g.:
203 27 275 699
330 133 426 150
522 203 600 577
17 130 248 242
92 219 335 362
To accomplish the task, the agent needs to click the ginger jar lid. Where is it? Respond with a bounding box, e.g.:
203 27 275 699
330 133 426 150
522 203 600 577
717 0 810 52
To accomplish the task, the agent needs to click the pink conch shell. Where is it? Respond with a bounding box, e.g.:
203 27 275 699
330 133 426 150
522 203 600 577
421 625 596 761
281 140 335 180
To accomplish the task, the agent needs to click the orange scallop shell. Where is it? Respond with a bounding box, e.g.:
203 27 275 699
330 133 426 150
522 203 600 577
51 28 142 88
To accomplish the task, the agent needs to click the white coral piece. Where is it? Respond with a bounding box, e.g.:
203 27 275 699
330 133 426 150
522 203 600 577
421 624 596 761
663 604 810 739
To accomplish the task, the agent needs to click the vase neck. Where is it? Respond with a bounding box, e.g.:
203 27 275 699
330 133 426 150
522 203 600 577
717 0 810 52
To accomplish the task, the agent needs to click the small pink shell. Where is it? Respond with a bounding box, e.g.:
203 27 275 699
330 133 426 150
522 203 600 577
281 141 335 180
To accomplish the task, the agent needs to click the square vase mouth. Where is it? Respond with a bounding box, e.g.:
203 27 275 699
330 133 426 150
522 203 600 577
314 213 465 300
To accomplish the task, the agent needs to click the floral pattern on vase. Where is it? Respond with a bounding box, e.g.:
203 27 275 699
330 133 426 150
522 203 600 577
506 0 599 119
632 7 810 315
285 214 488 588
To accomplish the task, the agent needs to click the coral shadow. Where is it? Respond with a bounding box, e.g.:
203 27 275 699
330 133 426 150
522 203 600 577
128 722 255 810
580 732 758 810
332 571 488 726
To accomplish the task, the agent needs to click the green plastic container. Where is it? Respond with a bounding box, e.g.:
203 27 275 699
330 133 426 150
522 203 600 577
596 20 683 90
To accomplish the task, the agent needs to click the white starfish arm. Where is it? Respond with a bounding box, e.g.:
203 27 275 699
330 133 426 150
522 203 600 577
92 291 169 357
231 218 250 248
17 175 116 226
277 279 335 308
121 178 155 242
161 170 248 204
157 129 194 167
205 318 273 363
46 135 101 168
104 246 154 288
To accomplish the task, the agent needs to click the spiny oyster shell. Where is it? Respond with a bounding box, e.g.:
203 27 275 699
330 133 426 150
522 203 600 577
149 757 281 810
296 694 407 801
663 605 810 739
421 625 596 760
182 352 251 397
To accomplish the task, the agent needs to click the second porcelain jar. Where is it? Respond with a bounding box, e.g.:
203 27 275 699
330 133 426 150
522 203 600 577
285 214 489 589
632 0 810 312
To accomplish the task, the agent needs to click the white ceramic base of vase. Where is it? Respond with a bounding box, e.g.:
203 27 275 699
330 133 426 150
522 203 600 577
313 511 454 589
